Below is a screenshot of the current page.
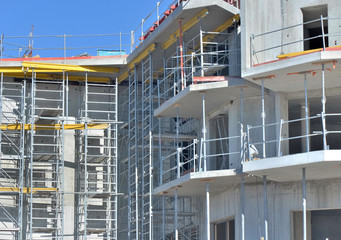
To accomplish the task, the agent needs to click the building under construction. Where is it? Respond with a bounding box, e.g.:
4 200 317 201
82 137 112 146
0 0 341 239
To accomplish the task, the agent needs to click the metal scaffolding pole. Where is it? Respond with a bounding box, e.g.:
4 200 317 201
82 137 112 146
302 168 307 240
321 64 327 150
241 177 245 240
174 188 178 240
202 93 207 171
263 176 268 240
261 79 266 158
304 74 310 152
206 182 210 240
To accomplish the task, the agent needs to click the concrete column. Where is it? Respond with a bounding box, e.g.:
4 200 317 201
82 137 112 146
301 102 310 152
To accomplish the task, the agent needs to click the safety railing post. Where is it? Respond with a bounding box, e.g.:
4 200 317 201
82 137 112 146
157 2 160 26
193 139 197 172
247 125 251 161
277 119 283 157
1 34 3 61
321 15 326 51
177 147 181 178
63 34 66 60
250 34 254 68
120 31 122 57
131 30 134 53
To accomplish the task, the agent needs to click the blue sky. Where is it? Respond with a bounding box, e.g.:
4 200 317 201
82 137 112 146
1 0 175 57
2 0 170 35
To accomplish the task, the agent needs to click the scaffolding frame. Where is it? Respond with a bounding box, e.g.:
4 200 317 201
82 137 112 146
0 62 119 240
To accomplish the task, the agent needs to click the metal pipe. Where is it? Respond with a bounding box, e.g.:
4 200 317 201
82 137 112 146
157 2 160 26
64 34 66 60
177 147 181 178
277 119 283 157
206 182 210 240
0 34 3 61
149 131 153 240
321 15 326 51
261 79 266 158
241 177 245 240
200 27 204 77
162 195 165 239
250 34 254 67
263 176 268 240
321 63 327 150
202 93 207 171
29 70 35 240
247 125 251 161
131 30 134 53
174 188 178 240
179 20 185 90
134 68 139 240
304 74 310 152
84 72 88 240
303 168 307 240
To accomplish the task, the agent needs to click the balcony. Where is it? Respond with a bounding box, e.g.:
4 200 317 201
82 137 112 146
243 16 341 92
243 113 341 182
154 126 244 196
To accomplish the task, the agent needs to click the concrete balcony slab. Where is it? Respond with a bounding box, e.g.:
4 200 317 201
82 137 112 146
243 150 341 182
154 78 260 118
154 168 243 196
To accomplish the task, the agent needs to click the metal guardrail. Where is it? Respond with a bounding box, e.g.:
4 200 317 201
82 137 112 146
250 16 341 66
247 113 341 160
0 33 131 60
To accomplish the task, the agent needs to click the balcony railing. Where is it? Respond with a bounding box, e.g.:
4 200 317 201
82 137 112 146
250 16 341 67
246 113 341 160
159 125 244 186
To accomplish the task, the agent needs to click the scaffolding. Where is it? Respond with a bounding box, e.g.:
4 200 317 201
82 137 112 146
0 62 119 240
0 74 25 239
77 76 118 239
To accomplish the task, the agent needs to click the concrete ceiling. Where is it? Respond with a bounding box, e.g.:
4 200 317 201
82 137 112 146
154 78 261 118
243 51 341 93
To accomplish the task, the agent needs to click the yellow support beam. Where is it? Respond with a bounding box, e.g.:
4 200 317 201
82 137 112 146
162 9 209 50
118 70 130 83
2 73 111 83
21 62 119 73
0 123 109 131
127 43 156 70
202 14 240 43
0 187 58 194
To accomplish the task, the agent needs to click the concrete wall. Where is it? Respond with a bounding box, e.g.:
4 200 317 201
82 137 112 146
208 177 341 240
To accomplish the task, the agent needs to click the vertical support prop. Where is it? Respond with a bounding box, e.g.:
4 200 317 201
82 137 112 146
263 176 268 240
202 93 207 171
174 188 178 240
321 63 327 150
302 168 307 240
241 177 245 240
206 182 210 240
261 79 266 158
304 74 310 152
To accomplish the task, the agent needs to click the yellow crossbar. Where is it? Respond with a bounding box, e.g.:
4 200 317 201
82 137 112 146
0 123 109 131
21 62 119 73
0 187 58 194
